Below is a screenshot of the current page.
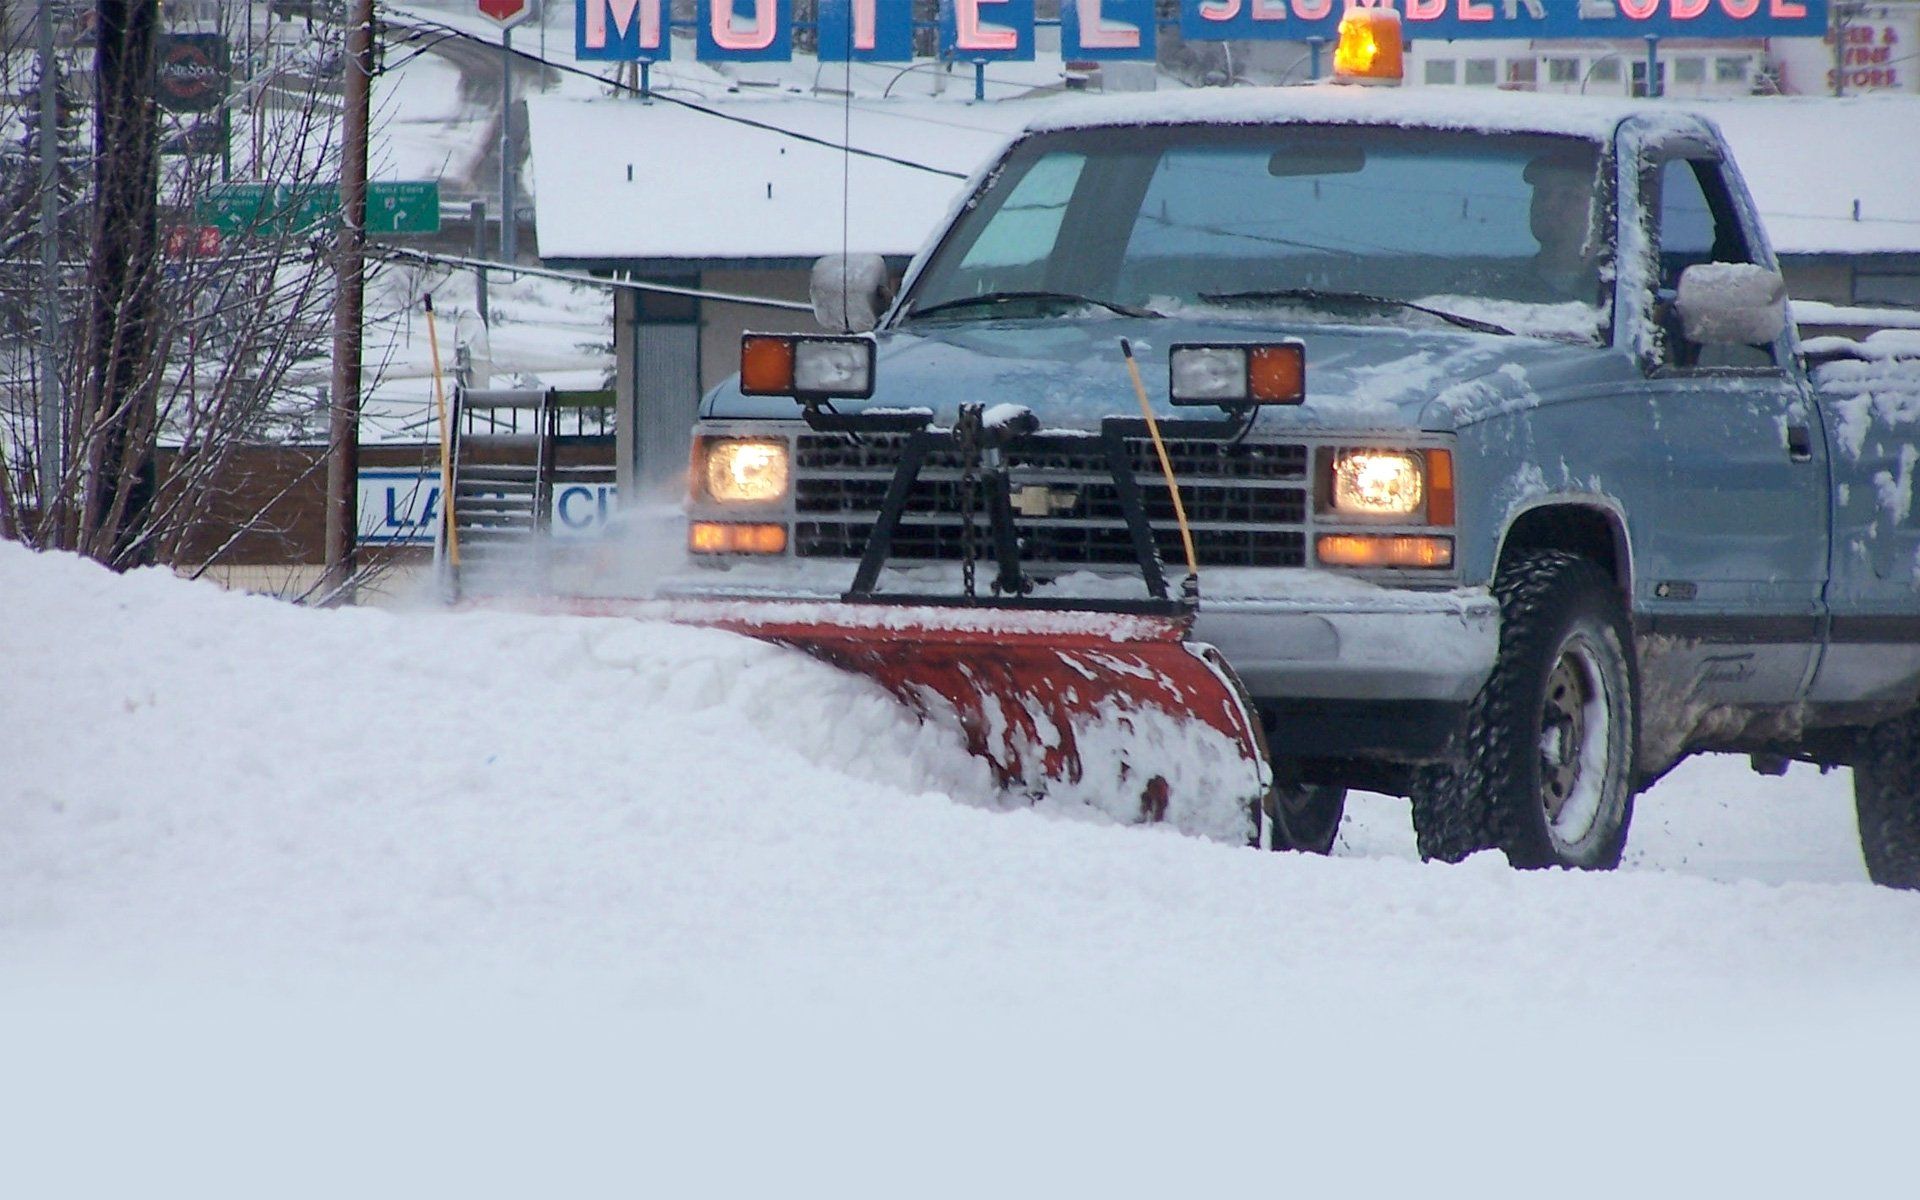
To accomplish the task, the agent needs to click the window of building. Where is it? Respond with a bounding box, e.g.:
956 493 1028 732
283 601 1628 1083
1506 58 1538 88
1424 59 1457 85
1856 270 1920 308
1673 57 1706 84
1715 57 1751 84
1464 58 1496 86
1589 58 1621 83
1548 58 1580 85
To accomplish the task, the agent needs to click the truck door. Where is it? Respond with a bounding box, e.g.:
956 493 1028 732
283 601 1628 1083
1625 136 1829 705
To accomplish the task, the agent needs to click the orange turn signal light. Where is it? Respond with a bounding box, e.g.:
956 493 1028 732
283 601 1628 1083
1425 449 1455 526
1248 344 1306 405
689 521 789 555
1333 8 1404 86
740 335 797 396
1317 534 1453 569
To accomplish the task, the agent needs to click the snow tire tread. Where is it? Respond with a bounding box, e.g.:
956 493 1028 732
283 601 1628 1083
1412 549 1636 870
1855 711 1920 890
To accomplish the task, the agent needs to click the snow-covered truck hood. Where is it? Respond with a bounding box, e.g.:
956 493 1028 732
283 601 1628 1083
700 316 1622 433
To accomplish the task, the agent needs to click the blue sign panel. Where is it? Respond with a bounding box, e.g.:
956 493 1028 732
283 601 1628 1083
575 0 1829 64
697 0 793 62
941 0 1037 63
1062 0 1158 61
817 0 916 62
577 0 671 61
1181 0 1828 43
356 471 619 545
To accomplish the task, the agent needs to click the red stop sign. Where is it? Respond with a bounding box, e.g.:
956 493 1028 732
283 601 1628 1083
478 0 533 27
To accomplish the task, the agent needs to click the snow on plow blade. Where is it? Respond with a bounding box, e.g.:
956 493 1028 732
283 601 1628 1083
677 600 1272 845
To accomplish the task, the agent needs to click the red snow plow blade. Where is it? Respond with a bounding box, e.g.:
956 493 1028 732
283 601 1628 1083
674 599 1271 844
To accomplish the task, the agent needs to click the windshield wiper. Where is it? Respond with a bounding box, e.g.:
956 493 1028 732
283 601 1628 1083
906 290 1163 322
1199 288 1515 337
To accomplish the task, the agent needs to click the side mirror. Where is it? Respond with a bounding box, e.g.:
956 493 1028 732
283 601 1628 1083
1674 263 1788 347
810 253 891 334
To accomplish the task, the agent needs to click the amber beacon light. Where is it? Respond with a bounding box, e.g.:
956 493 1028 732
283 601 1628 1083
1333 8 1404 86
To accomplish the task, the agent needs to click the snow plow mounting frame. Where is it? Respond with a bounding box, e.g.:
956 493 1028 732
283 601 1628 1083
802 401 1249 616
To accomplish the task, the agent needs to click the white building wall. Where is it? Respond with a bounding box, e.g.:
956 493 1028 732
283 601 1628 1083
1401 37 1777 97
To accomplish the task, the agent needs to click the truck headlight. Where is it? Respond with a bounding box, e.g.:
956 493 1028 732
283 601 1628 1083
700 438 789 504
1331 449 1424 516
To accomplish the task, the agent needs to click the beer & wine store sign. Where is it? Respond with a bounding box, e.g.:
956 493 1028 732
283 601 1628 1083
156 33 230 114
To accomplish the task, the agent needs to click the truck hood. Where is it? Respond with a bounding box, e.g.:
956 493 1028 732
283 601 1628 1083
701 315 1624 433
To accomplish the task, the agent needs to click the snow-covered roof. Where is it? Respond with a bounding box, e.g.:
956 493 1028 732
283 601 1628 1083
527 87 1920 267
526 96 1032 265
1690 96 1920 257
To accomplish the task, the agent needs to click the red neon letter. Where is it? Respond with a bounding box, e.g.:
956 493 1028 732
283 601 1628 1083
1459 0 1494 22
956 0 1019 50
1769 0 1807 18
1197 0 1242 20
1406 0 1446 19
585 0 662 51
1619 0 1660 19
853 0 877 50
1294 0 1332 18
711 0 778 51
1673 0 1709 18
1721 0 1760 16
1076 0 1143 47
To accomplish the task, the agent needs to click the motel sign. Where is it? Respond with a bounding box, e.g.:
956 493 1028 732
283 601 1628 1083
579 0 1829 64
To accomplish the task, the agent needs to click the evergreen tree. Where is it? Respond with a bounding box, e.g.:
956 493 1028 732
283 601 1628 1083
0 54 87 338
0 55 86 258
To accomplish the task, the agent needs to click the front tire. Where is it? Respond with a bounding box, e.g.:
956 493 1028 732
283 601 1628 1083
1855 711 1920 889
1412 550 1638 870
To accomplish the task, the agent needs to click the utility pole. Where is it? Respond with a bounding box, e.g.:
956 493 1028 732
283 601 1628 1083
500 26 516 261
324 0 375 600
1832 1 1862 97
35 0 61 514
79 0 162 566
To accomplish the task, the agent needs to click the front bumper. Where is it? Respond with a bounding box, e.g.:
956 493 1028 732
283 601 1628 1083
1194 590 1497 703
661 568 1498 706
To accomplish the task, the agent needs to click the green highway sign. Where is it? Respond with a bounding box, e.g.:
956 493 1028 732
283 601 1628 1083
192 180 440 238
367 181 440 235
194 182 277 235
281 183 339 233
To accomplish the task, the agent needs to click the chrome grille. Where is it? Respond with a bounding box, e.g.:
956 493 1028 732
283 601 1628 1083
792 434 1309 569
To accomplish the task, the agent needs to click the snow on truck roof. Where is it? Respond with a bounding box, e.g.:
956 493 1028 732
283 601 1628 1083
1024 82 1660 140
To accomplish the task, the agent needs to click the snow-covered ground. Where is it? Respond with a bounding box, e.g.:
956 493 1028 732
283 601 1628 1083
4 540 1917 1195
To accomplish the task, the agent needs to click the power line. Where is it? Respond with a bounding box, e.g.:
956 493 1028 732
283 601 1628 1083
378 14 971 180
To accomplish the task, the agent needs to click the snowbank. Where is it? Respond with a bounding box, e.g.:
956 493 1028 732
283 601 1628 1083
4 541 1917 1193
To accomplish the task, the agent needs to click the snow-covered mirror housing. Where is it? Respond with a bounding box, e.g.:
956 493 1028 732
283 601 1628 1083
1674 263 1788 347
810 253 892 334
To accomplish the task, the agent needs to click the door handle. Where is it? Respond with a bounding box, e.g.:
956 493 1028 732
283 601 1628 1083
1787 424 1813 463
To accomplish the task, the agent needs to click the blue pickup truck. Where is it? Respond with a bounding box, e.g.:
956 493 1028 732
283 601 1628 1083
680 84 1920 887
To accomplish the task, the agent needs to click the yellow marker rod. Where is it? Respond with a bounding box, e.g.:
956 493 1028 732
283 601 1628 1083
1120 338 1199 583
424 294 459 568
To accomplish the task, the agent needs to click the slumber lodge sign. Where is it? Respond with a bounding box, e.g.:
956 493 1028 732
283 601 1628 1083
579 0 1828 63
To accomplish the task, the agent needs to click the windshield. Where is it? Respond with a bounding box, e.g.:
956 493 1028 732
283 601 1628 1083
903 124 1609 339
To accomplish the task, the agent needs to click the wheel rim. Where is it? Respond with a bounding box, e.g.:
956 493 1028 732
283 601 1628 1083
1536 633 1614 848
